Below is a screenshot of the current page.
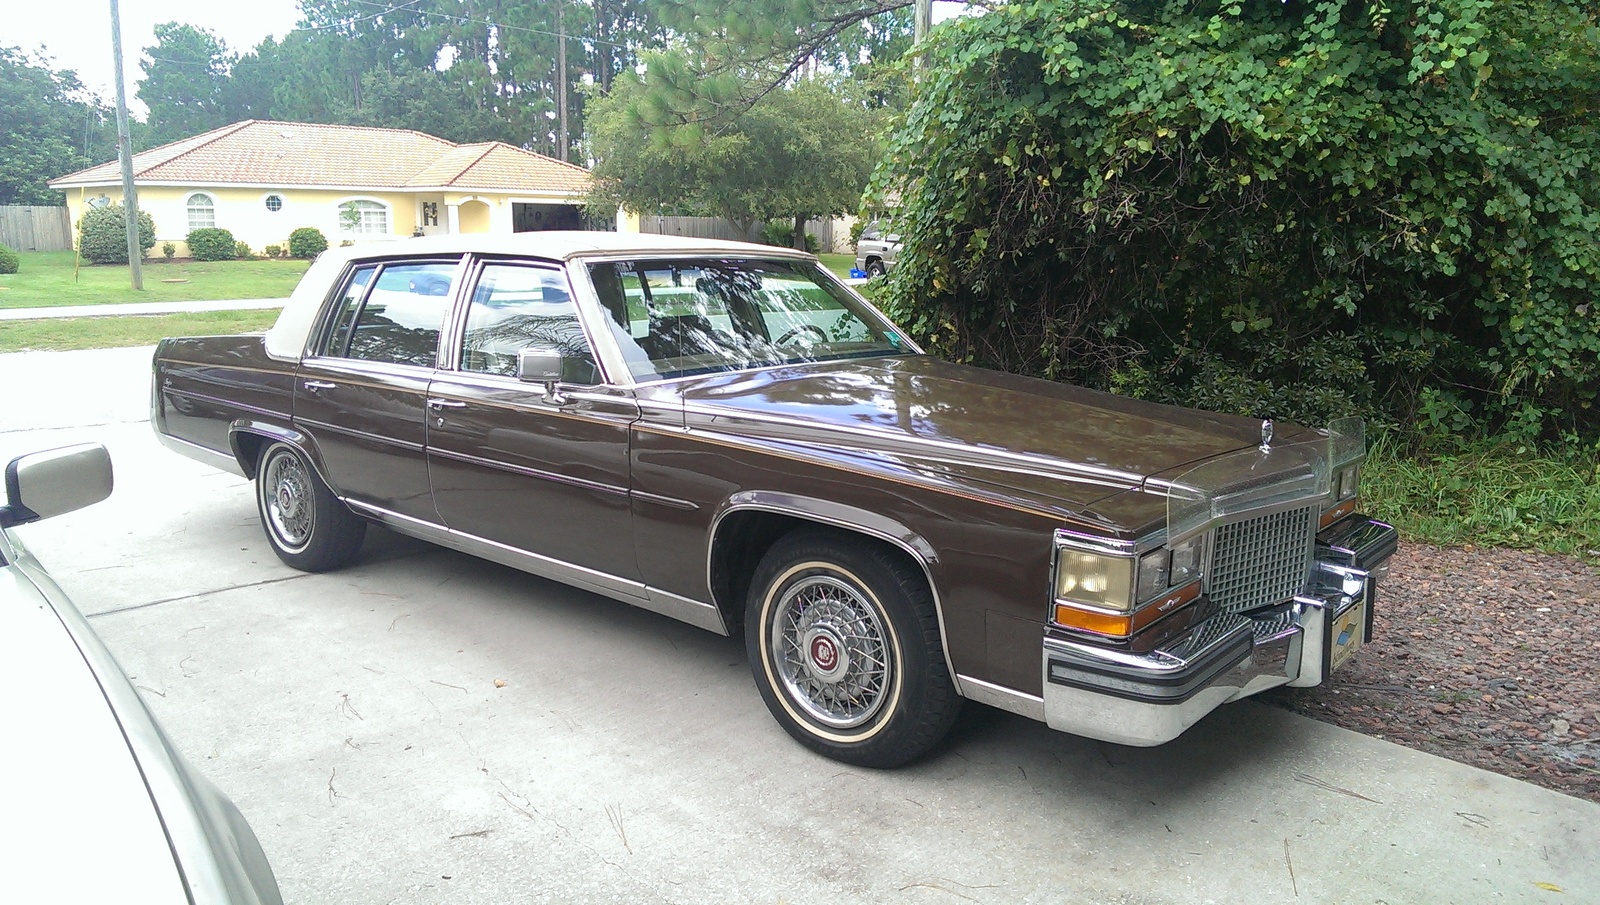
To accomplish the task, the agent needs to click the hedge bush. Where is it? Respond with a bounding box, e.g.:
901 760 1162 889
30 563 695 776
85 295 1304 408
759 221 820 253
77 204 156 264
0 243 18 274
186 227 237 262
875 0 1600 448
288 227 328 259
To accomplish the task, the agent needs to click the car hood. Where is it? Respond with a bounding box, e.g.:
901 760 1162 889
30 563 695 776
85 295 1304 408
676 355 1311 533
1 561 192 902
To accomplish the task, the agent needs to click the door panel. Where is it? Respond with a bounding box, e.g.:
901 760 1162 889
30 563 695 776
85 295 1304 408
293 260 458 522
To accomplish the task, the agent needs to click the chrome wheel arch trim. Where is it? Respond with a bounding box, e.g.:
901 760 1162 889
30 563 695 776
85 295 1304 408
225 420 326 483
707 492 964 698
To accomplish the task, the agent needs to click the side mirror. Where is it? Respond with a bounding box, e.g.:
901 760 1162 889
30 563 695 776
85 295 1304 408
517 347 565 384
1 443 113 529
518 348 570 404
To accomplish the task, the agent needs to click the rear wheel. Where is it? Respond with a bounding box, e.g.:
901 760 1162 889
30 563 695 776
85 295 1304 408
866 259 886 278
745 528 960 767
255 442 365 572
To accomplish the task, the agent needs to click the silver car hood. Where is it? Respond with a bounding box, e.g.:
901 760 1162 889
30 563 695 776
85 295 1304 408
1 530 282 905
1 561 191 901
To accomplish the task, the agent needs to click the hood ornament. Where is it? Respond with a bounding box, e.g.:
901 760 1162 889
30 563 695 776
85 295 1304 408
1259 419 1274 452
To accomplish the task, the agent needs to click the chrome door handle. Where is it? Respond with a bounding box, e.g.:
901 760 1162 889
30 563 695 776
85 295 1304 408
303 380 336 391
426 398 467 410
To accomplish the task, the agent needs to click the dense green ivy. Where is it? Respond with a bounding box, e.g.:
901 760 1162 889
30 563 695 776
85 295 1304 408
872 0 1599 445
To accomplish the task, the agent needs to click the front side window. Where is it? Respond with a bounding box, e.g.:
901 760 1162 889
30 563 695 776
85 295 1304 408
319 261 455 368
460 263 597 382
339 199 389 235
186 193 215 232
586 258 910 382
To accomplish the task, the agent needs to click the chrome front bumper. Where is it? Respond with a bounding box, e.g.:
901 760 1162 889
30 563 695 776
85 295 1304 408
1041 516 1398 747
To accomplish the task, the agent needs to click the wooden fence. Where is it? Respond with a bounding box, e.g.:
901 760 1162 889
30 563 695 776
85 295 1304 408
637 215 851 253
0 205 72 252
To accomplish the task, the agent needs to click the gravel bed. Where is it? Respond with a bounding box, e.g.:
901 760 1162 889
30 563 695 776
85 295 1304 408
1265 543 1600 803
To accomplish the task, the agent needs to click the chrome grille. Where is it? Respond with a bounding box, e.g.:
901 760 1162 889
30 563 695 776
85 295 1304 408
1208 505 1317 613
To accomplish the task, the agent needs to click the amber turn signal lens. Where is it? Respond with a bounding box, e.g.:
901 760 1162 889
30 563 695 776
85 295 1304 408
1320 497 1358 529
1052 604 1134 637
1053 581 1201 638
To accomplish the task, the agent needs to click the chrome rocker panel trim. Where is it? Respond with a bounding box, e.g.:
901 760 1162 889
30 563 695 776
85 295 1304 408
1041 516 1397 747
154 431 247 478
348 502 729 636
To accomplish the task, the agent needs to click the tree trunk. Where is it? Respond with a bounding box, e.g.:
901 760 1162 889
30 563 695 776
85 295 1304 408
792 213 807 250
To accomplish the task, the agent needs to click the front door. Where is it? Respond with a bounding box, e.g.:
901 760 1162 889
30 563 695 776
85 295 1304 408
294 258 461 523
426 259 642 589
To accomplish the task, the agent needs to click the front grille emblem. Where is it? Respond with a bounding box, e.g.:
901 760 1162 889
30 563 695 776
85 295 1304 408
1259 419 1274 452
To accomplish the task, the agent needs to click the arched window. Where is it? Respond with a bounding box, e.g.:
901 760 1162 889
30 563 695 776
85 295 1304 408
186 193 216 232
339 199 389 235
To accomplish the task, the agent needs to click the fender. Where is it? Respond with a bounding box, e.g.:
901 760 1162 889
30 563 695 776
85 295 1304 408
707 490 966 697
227 419 333 491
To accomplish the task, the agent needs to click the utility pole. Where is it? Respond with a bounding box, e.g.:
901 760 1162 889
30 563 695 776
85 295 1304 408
556 1 569 162
109 0 143 290
913 0 932 72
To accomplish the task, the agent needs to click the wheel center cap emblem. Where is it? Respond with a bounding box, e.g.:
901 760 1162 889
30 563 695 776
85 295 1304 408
810 636 838 672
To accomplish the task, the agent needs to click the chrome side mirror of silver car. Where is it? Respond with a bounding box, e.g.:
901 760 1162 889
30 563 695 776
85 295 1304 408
1 443 113 529
517 347 568 404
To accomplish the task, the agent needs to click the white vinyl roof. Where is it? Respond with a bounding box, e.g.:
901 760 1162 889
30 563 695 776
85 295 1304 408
263 230 818 361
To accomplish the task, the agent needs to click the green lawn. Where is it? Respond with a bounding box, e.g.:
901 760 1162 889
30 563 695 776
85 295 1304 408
0 309 281 353
0 251 309 309
818 253 857 279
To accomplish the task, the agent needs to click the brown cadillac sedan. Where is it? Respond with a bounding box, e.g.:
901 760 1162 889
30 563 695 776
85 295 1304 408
153 232 1396 767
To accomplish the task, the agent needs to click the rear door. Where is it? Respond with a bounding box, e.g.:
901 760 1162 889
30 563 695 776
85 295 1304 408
294 257 462 523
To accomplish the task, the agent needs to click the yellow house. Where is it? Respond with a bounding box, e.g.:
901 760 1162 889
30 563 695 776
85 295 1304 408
49 120 598 257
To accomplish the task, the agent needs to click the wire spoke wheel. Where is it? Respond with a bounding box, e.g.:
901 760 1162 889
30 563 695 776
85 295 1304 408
770 575 893 729
253 441 365 572
263 449 315 551
746 528 962 768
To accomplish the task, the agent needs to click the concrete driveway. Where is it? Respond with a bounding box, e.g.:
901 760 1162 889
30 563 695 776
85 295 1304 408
2 346 1595 904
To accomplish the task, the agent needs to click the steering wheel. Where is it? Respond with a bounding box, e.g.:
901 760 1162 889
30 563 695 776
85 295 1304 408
775 324 829 346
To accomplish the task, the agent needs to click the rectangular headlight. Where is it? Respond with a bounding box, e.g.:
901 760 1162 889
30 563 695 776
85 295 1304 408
1336 464 1360 501
1136 549 1169 602
1169 536 1203 586
1054 549 1135 613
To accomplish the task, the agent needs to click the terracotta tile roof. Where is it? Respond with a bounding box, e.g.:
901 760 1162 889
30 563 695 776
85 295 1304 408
419 142 593 193
50 120 589 194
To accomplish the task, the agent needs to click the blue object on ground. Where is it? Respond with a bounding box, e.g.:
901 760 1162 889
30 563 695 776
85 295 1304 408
849 268 867 278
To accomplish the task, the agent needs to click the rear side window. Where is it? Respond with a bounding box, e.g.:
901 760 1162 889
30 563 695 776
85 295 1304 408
319 261 457 368
322 266 377 357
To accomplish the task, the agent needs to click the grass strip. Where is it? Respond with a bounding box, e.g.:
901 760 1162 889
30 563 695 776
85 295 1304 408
0 251 307 309
1364 438 1600 557
0 310 281 353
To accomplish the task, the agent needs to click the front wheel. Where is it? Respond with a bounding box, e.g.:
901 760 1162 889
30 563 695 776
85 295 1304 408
745 528 960 767
255 442 365 572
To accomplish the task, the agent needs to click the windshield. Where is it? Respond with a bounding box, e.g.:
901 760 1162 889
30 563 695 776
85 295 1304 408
585 258 913 381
